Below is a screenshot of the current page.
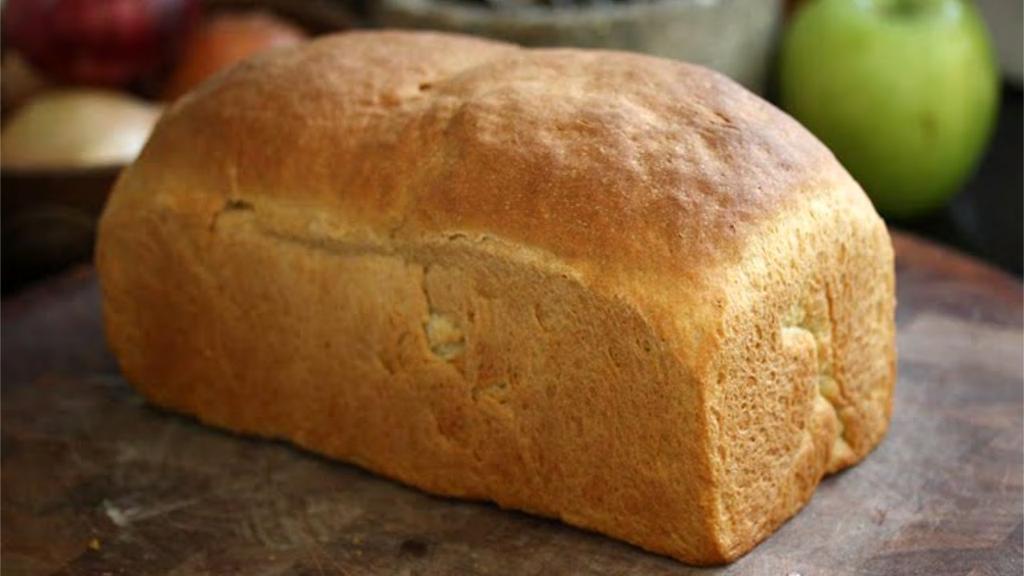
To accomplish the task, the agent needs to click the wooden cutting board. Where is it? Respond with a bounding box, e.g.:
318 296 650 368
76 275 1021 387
3 232 1021 575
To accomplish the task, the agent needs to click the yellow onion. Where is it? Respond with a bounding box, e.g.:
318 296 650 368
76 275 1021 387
1 89 161 171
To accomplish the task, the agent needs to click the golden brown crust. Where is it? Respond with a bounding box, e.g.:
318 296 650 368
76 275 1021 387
97 30 895 565
116 30 854 284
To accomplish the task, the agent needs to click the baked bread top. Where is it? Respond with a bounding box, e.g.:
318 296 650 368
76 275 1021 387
114 30 869 284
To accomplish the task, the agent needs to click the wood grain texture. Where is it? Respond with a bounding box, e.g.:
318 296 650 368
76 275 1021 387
2 231 1021 575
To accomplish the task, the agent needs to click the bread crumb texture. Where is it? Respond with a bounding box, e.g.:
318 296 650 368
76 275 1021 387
96 31 896 565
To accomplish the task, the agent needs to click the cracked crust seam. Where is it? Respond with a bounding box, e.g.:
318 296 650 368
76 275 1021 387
783 282 854 475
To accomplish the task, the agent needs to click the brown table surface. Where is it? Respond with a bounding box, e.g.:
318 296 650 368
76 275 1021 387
2 232 1021 576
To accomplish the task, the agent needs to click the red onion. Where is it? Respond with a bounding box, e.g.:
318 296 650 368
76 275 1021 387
2 0 201 87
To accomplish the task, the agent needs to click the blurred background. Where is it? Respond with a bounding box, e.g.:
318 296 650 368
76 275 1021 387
1 0 1020 294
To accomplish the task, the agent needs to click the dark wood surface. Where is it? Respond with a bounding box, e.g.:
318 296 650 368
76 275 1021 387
2 232 1021 575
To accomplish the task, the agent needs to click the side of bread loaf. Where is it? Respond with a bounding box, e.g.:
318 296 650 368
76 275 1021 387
96 31 895 564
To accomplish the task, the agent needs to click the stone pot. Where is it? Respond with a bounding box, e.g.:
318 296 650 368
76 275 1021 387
372 0 782 93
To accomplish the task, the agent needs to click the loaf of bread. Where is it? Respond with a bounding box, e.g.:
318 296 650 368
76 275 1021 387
96 31 896 564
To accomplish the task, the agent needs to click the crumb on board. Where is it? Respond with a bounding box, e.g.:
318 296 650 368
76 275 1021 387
88 538 101 551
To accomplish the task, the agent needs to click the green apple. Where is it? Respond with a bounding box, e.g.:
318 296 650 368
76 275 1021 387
779 0 999 217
